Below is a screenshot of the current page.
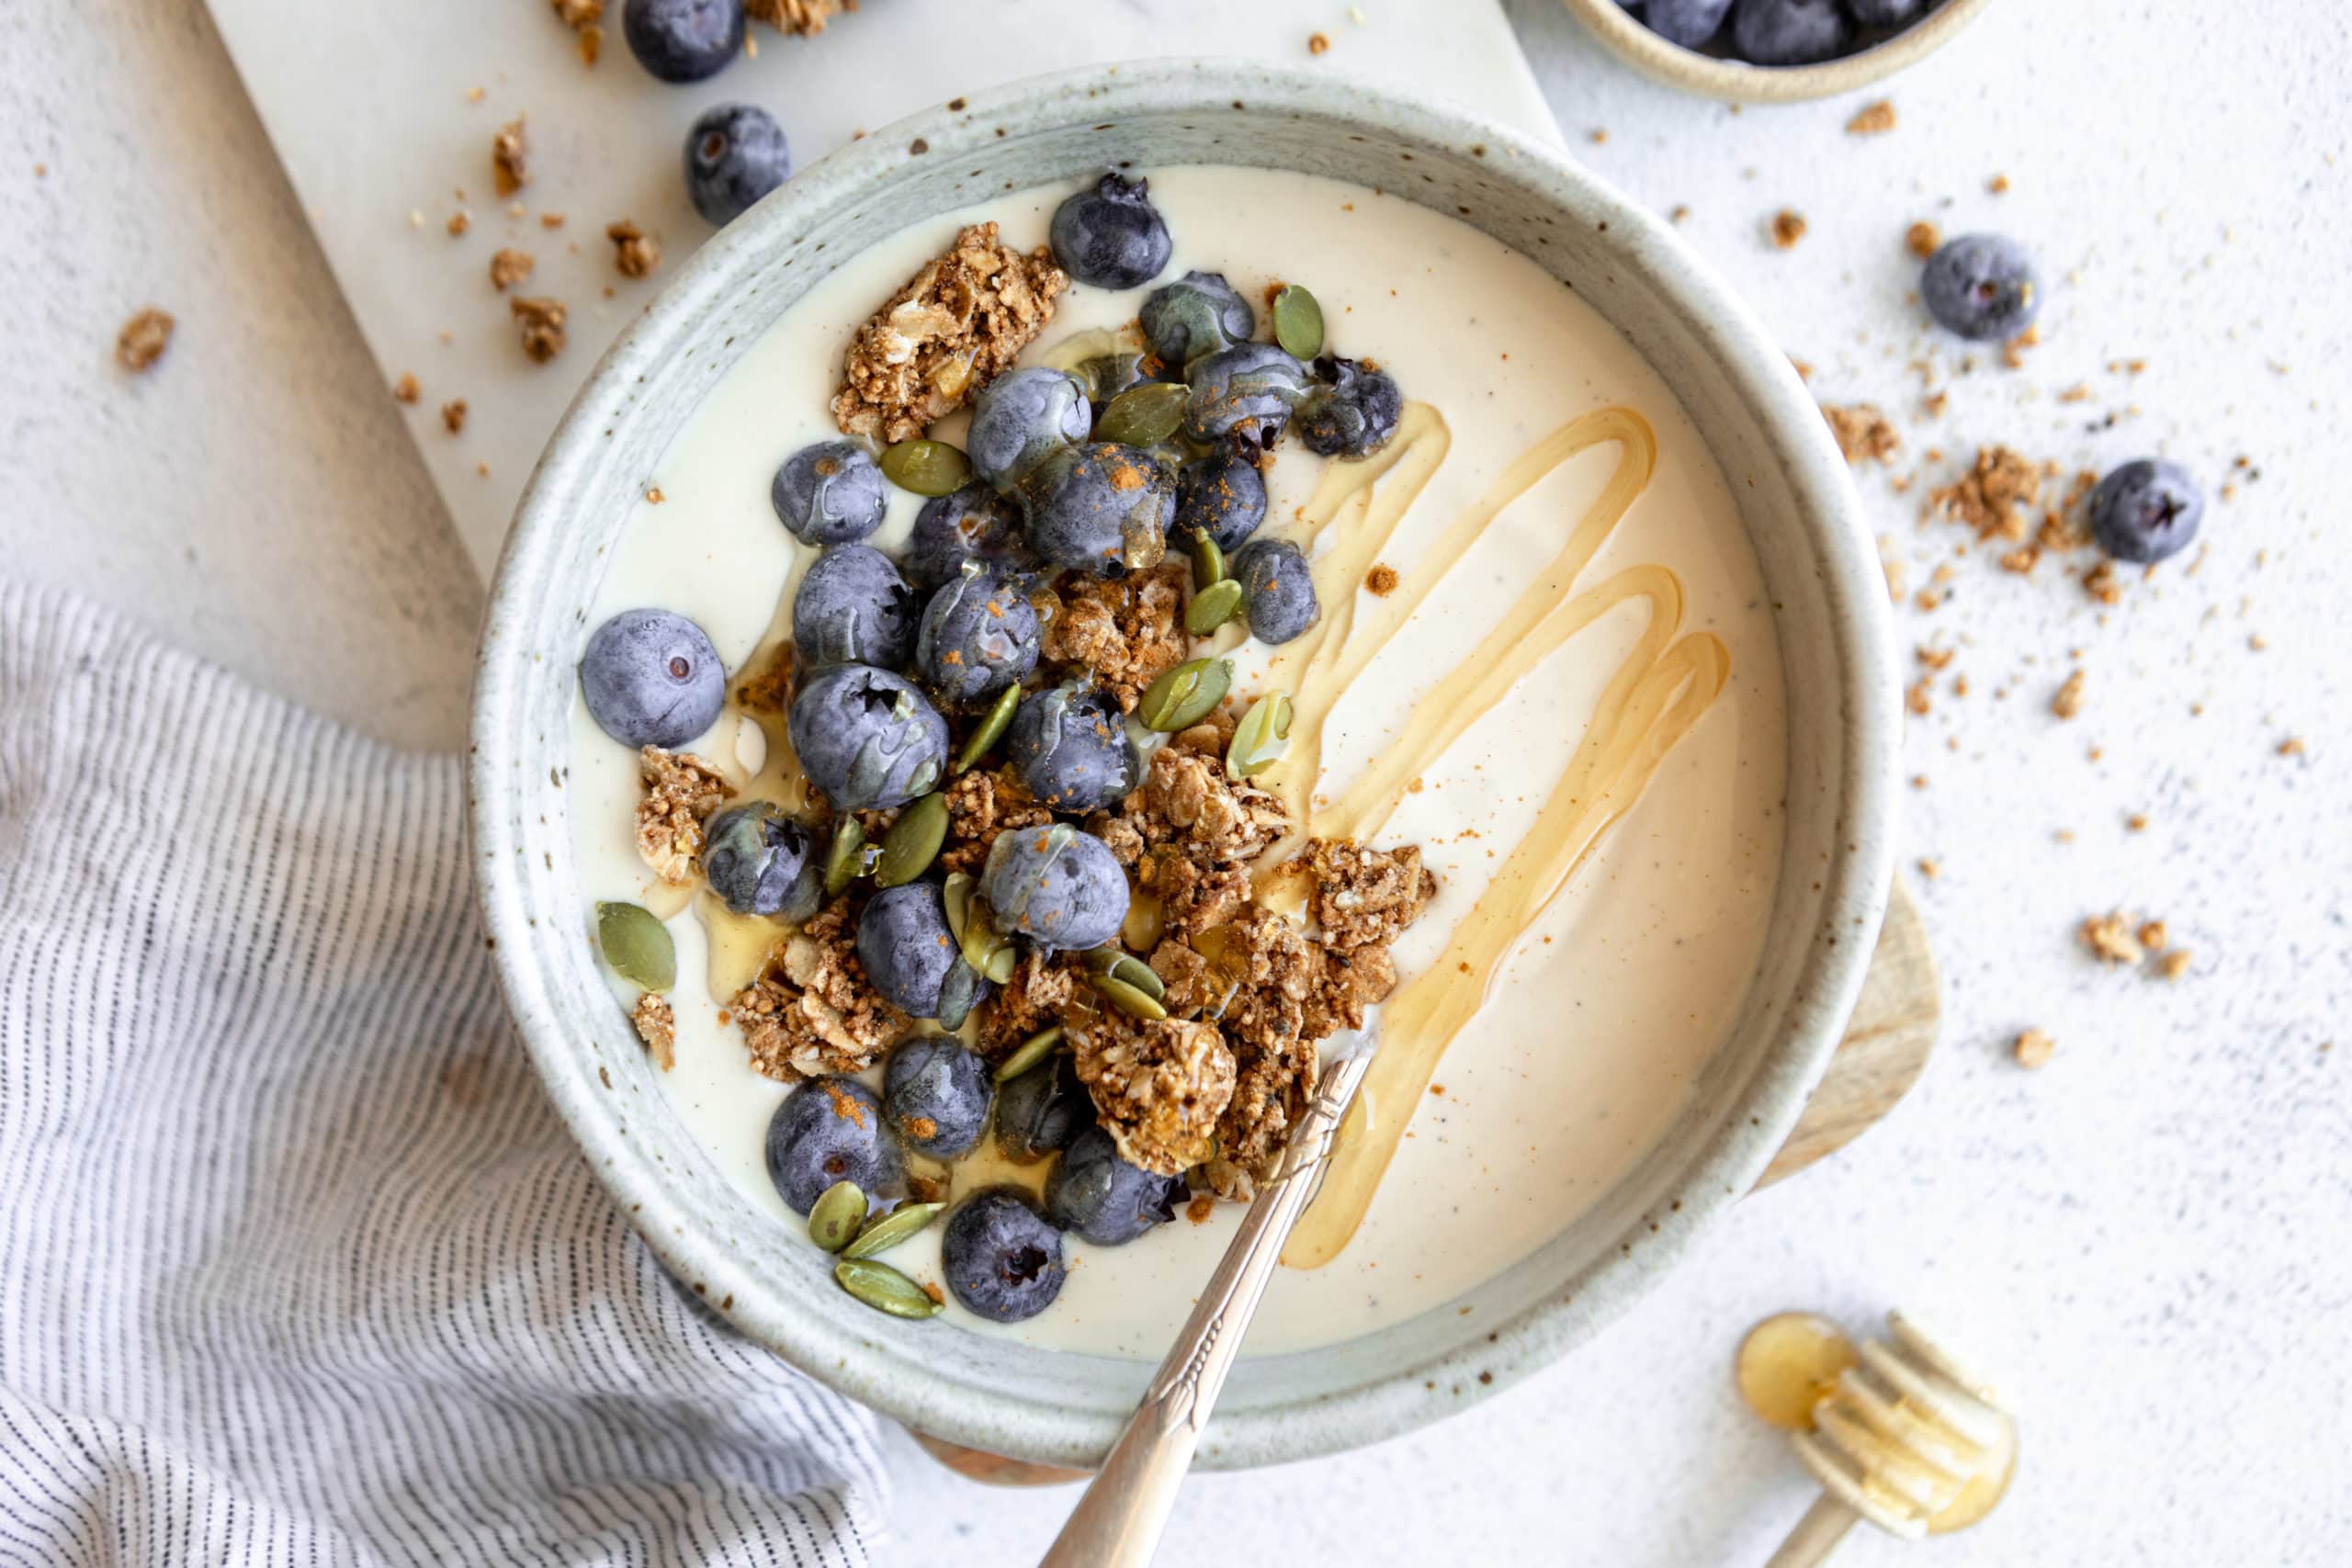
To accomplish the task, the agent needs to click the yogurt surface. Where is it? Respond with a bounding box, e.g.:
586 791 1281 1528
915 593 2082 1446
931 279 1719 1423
565 165 1787 1357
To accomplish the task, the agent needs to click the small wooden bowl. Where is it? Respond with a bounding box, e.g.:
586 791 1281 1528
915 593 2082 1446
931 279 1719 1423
1559 0 1994 104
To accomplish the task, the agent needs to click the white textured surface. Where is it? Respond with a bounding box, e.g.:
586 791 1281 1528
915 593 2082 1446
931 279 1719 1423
6 0 2349 1562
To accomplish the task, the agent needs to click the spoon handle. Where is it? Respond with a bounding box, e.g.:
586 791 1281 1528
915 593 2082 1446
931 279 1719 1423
1038 1049 1372 1568
1764 1495 1862 1568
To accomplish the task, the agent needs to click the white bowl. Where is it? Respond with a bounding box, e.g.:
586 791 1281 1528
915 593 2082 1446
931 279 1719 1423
470 59 1898 1471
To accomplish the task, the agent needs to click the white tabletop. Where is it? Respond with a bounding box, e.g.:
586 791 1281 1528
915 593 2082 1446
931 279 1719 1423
6 0 2346 1561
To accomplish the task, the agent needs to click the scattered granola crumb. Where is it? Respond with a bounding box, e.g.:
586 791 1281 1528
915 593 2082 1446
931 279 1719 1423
492 117 529 198
632 992 676 1072
1770 209 1808 249
392 373 421 404
1917 644 1956 671
1987 173 2010 194
747 0 850 34
441 399 468 434
1307 30 1331 54
115 308 175 372
446 210 471 237
1589 128 1609 144
466 86 486 104
2012 1028 2054 1069
831 221 1067 443
512 295 569 362
607 219 661 279
2157 950 2192 982
1905 220 1941 258
1790 356 1814 381
2278 736 2307 757
490 247 536 290
1822 403 1900 465
2080 910 2144 965
1669 204 1691 224
1930 446 2041 541
646 486 665 504
1905 676 1933 716
2051 670 2086 719
1186 1194 1216 1224
2126 813 2149 832
2135 919 2167 951
2059 382 2093 404
476 460 492 477
540 211 567 229
1846 100 1896 135
1917 858 1940 879
550 0 602 28
2082 559 2122 604
1365 563 1399 596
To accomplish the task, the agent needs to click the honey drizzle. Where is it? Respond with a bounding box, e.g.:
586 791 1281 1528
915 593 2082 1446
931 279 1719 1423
1261 403 1731 1269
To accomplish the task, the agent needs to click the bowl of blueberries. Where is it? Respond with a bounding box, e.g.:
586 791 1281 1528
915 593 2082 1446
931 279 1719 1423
1567 0 1993 101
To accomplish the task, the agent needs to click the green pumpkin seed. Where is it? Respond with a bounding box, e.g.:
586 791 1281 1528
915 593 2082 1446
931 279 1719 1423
955 682 1021 773
880 439 973 497
874 793 948 887
1272 284 1326 360
833 1258 942 1319
1137 657 1233 732
808 1180 867 1252
956 895 1018 983
1095 381 1192 447
992 1024 1066 1083
843 1201 945 1260
821 818 867 897
1089 972 1169 1021
1186 579 1243 637
1080 947 1168 1002
1191 528 1227 592
1226 691 1295 780
596 901 675 992
936 959 982 1032
942 872 975 943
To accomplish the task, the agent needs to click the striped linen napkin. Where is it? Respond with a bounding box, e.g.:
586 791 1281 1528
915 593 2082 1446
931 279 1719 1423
0 581 887 1565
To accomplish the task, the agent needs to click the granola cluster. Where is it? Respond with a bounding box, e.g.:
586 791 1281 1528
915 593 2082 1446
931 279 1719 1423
632 991 677 1071
1090 741 1288 875
1035 563 1192 713
831 222 1067 444
635 747 730 883
941 766 1052 876
730 897 908 1079
1069 1009 1237 1175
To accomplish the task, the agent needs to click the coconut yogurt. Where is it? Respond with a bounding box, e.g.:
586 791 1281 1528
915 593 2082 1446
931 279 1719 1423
565 165 1786 1357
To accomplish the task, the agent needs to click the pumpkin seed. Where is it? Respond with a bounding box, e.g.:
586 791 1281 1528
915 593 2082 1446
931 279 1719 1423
1095 381 1192 447
1190 528 1226 592
1272 284 1325 360
955 682 1021 773
833 1258 942 1319
843 1201 945 1260
1226 691 1295 780
982 938 1018 985
956 894 1018 983
821 818 867 897
1186 579 1243 637
1137 657 1233 732
992 1024 1066 1083
808 1181 867 1252
942 872 975 943
936 958 982 1032
879 439 972 497
1080 947 1167 1001
874 793 948 887
1088 972 1169 1021
596 901 675 991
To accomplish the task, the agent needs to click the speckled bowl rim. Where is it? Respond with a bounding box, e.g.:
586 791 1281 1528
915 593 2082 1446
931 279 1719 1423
472 59 1899 1470
1561 0 1993 103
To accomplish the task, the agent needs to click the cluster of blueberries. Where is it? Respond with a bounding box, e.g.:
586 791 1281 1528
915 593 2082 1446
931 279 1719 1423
1623 0 1946 65
580 172 1405 1321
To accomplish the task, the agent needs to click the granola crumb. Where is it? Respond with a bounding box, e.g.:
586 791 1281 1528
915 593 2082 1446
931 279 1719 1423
2157 950 2192 982
2051 670 2086 719
2082 559 2122 604
2080 910 2144 965
1930 446 2042 542
446 210 471 237
1365 563 1400 596
2135 919 2167 951
1905 676 1933 717
632 992 676 1071
746 0 849 34
1822 402 1900 465
1988 173 2011 194
512 295 569 363
1308 30 1331 54
540 211 567 229
2012 1028 2054 1069
2126 813 2149 832
2278 736 2307 757
1670 204 1691 224
1917 858 1940 879
1770 209 1807 249
1846 100 1896 135
1186 1193 1216 1224
392 373 421 404
492 117 528 197
646 486 665 504
2059 382 2093 403
1035 563 1191 712
635 747 731 882
550 0 602 27
1905 220 1941 258
490 247 536 290
115 308 175 372
831 221 1067 443
441 399 469 434
607 219 661 279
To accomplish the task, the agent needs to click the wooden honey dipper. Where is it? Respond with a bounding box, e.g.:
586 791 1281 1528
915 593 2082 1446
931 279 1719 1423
1736 1310 2018 1565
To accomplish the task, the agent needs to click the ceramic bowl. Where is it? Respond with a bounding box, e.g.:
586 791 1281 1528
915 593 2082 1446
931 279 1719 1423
471 59 1898 1471
1561 0 1993 103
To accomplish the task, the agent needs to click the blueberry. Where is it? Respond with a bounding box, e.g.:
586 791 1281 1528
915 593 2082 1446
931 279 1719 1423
702 800 824 919
1007 682 1139 814
771 440 886 546
967 367 1092 495
684 103 791 226
1636 0 1734 46
857 882 966 1019
1296 356 1403 459
994 1052 1089 1163
979 823 1129 950
793 545 919 671
915 566 1040 706
2087 459 2203 565
941 1189 1066 1323
881 1035 993 1159
1023 444 1175 578
1139 271 1256 371
1047 173 1171 291
1233 539 1320 646
1921 233 2042 342
1847 0 1930 26
1729 0 1850 62
765 1076 905 1214
906 485 1038 592
1183 343 1312 450
621 0 744 83
580 607 727 748
788 665 951 811
1045 1125 1187 1246
1171 449 1269 553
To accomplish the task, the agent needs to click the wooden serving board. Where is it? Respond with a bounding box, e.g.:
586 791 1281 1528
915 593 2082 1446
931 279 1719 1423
917 878 1942 1485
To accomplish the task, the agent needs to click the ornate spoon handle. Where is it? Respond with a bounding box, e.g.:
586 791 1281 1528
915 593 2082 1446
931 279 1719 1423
1037 1046 1373 1568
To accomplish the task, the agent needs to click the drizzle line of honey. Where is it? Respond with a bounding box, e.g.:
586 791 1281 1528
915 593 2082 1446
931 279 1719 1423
1258 403 1730 1269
